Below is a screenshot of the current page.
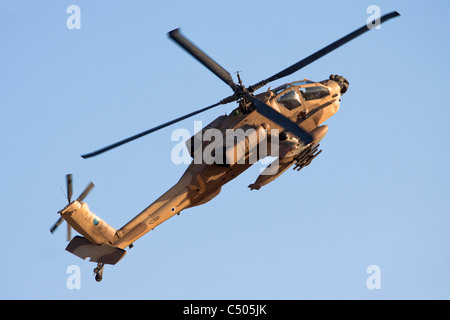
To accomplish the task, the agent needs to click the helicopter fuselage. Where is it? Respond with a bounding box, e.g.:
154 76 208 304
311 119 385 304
112 78 342 249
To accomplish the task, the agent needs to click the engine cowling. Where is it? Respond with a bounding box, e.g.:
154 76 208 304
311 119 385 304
214 125 268 166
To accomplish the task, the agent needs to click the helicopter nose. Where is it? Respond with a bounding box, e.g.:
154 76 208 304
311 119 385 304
329 75 349 94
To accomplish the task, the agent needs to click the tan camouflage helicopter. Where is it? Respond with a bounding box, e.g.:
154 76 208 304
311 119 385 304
50 12 400 282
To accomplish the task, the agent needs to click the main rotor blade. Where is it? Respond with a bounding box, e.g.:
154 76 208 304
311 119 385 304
66 174 73 203
168 28 239 92
249 11 400 92
76 182 94 202
248 95 313 144
81 97 237 159
50 217 64 234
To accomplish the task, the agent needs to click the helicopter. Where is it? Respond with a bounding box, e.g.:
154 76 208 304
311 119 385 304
50 11 400 282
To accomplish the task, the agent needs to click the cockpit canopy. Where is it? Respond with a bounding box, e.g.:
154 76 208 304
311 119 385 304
299 86 330 101
277 90 301 110
275 80 331 110
273 80 315 95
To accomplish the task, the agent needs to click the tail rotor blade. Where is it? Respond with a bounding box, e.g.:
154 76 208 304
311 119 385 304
50 217 64 234
77 182 95 202
66 174 73 203
67 223 72 242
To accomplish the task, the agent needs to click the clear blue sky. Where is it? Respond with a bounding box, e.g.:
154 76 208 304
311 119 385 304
1 0 449 299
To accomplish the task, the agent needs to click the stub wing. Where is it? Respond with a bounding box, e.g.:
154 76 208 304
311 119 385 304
248 157 295 191
66 236 127 265
248 143 324 191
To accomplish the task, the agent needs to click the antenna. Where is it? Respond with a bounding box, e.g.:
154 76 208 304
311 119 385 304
235 71 244 87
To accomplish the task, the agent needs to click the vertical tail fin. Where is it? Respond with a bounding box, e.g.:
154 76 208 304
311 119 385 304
61 200 118 245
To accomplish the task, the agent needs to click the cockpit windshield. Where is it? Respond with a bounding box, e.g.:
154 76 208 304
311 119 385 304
272 80 316 95
273 84 289 95
290 80 315 86
277 89 301 110
299 86 330 101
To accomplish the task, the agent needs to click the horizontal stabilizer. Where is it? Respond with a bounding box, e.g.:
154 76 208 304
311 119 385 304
66 236 126 265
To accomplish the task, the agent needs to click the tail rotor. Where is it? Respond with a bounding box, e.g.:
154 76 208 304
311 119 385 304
50 174 95 241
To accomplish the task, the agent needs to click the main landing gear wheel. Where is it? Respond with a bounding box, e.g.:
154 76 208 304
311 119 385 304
94 263 104 282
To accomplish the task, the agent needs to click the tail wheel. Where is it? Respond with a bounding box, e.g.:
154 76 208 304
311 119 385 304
94 263 104 282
